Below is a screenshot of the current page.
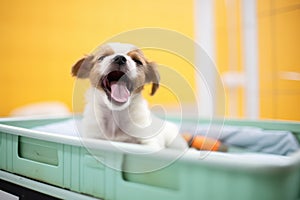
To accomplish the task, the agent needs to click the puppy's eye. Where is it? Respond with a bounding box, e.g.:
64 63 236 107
97 55 106 62
133 59 143 66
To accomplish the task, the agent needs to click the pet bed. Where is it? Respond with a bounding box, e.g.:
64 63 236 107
0 116 300 200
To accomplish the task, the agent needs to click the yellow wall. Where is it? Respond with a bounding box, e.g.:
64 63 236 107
215 0 245 118
1 0 299 120
257 0 300 120
215 0 300 121
0 0 195 116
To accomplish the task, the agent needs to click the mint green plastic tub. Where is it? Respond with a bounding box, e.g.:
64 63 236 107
0 116 300 200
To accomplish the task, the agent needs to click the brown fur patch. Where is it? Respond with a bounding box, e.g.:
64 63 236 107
145 62 160 95
71 55 95 78
71 45 115 80
88 45 116 90
128 49 160 95
127 50 147 65
71 58 85 77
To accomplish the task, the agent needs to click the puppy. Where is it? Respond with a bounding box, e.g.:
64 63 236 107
72 43 187 150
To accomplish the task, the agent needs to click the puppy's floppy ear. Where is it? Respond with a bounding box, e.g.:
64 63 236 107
146 62 160 96
71 55 95 78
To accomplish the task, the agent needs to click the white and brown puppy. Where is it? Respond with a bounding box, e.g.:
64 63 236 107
72 43 187 150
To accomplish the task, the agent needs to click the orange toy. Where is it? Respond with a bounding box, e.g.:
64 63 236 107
182 133 228 152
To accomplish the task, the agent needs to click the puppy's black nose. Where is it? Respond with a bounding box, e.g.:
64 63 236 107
113 55 127 65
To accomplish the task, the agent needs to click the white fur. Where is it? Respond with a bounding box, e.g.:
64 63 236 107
82 88 187 150
80 43 188 150
108 42 136 54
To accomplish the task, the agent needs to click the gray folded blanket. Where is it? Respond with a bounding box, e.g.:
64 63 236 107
183 124 299 155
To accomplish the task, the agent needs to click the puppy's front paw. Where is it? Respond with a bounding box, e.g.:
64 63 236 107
167 135 188 150
140 138 164 151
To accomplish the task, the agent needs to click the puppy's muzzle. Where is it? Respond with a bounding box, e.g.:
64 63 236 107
113 55 127 66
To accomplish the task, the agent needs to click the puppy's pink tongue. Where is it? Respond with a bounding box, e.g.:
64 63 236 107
110 82 130 103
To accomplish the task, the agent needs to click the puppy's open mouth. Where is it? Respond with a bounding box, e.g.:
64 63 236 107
101 71 133 104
